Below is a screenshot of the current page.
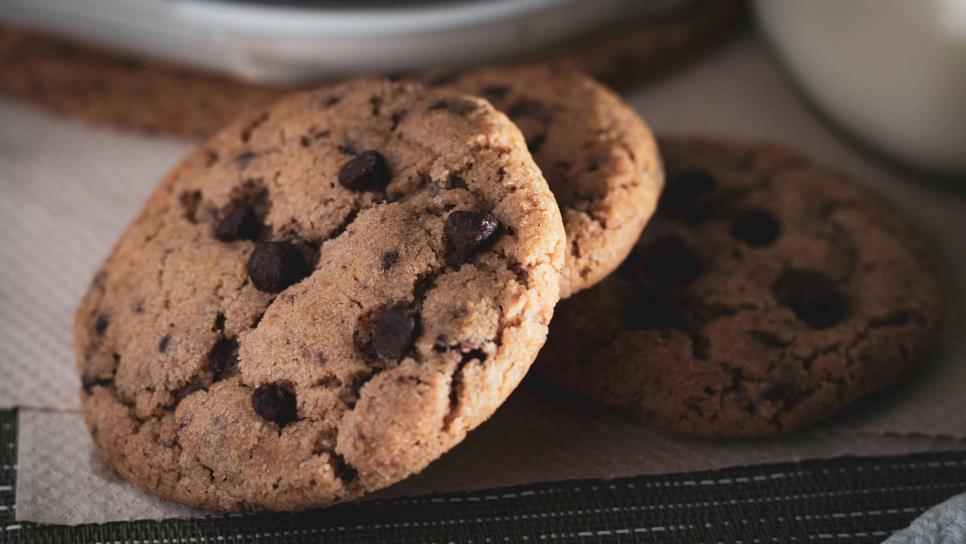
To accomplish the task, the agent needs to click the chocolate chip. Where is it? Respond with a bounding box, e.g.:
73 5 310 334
338 150 391 192
158 335 171 353
381 251 399 271
507 100 552 124
449 175 467 190
639 236 702 286
445 211 500 265
773 269 845 329
428 98 477 115
526 134 547 155
730 208 780 247
622 287 688 330
329 453 358 483
372 306 417 364
662 170 716 221
215 202 261 242
247 241 310 293
480 85 510 102
251 383 297 425
94 313 109 335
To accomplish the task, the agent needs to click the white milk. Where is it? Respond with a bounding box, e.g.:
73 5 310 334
755 0 966 177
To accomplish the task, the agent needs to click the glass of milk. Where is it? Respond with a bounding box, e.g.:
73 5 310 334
755 0 966 179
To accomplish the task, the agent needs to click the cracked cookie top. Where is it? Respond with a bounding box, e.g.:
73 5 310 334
74 79 566 510
535 138 941 438
431 64 663 298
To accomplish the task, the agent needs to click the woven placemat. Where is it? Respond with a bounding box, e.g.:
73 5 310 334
2 409 964 543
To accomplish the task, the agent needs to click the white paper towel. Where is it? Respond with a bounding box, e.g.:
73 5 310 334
4 32 966 525
0 99 191 410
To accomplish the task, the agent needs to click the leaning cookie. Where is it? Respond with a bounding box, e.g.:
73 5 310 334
75 79 566 510
536 138 941 438
434 64 662 298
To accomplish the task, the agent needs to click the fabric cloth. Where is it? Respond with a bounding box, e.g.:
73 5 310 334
884 492 966 544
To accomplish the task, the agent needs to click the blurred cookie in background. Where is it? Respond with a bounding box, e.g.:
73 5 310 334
536 138 942 438
0 0 743 138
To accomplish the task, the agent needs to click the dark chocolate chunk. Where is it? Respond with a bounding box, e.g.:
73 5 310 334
329 453 358 483
662 170 716 221
381 251 399 271
507 100 552 124
247 241 310 293
215 202 261 242
480 85 510 102
730 208 780 247
251 383 297 425
526 133 547 155
158 335 171 353
622 287 688 330
773 269 845 329
338 150 391 192
639 235 702 286
445 211 500 265
372 306 417 364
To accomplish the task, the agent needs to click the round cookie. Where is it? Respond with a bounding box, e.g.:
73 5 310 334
536 138 941 438
75 79 566 510
436 64 663 298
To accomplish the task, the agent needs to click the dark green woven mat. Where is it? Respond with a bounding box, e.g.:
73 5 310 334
2 409 964 543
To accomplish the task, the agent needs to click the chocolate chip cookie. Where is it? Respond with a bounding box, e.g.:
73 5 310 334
536 138 941 438
75 79 566 510
436 64 662 298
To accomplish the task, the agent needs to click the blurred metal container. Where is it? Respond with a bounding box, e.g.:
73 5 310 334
0 0 685 84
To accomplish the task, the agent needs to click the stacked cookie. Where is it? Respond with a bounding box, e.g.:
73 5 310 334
74 70 661 511
536 139 941 438
75 68 940 512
